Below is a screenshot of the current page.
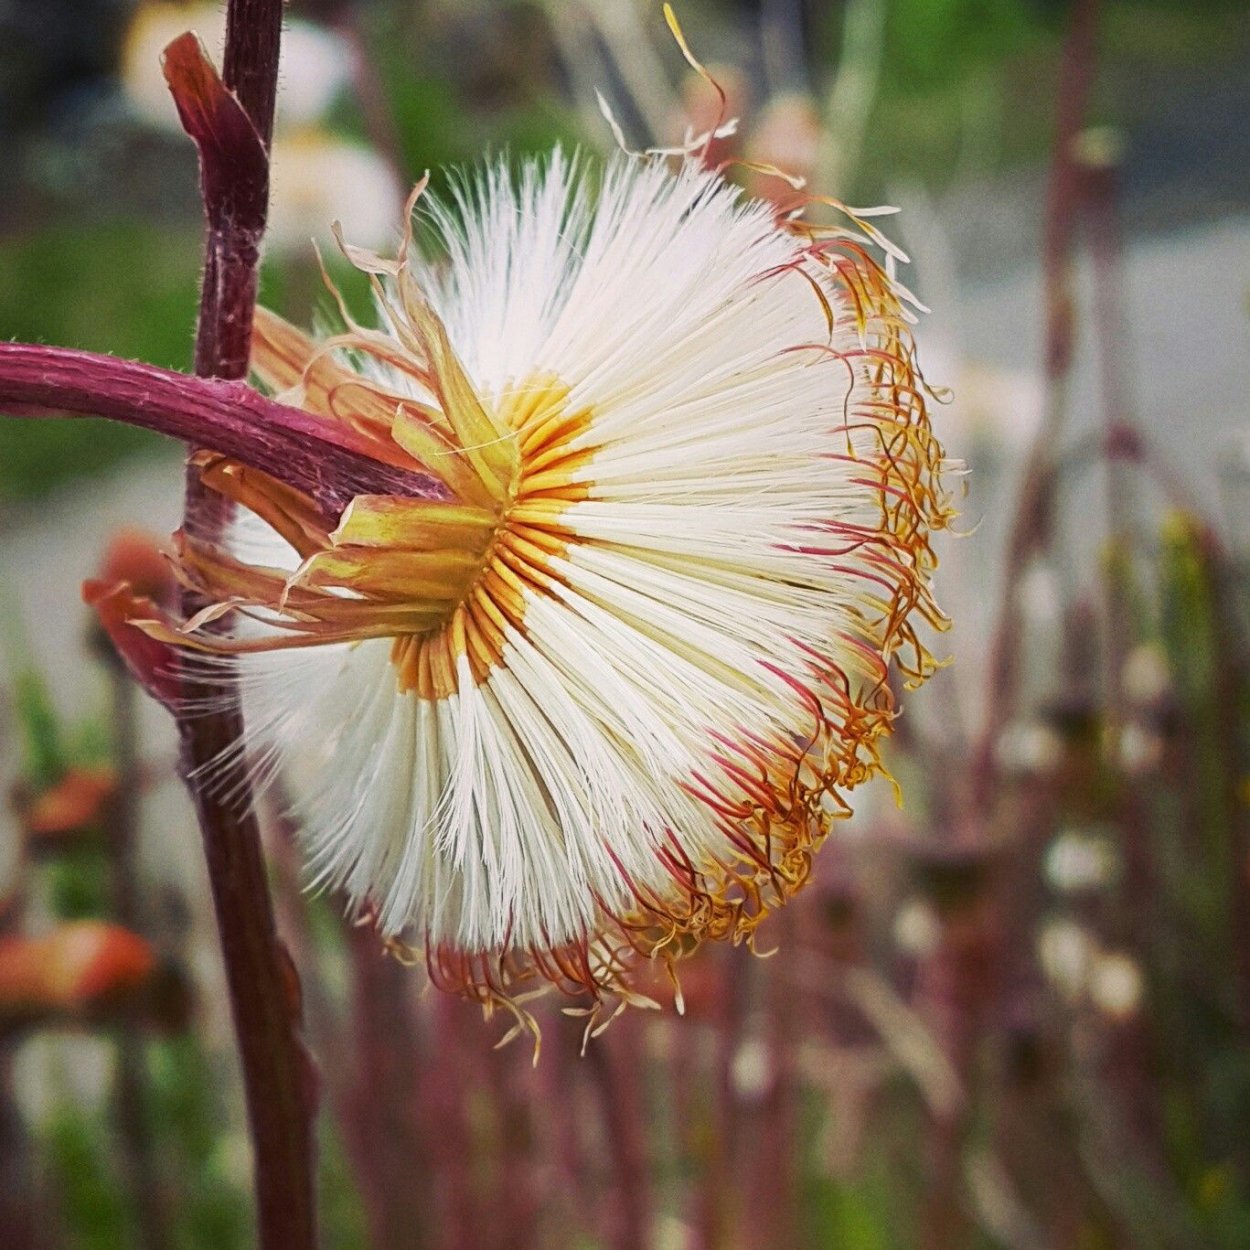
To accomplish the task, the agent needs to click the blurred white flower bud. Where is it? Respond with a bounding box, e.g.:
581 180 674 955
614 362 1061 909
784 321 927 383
1044 829 1119 894
1122 643 1171 706
995 718 1064 776
266 130 403 256
1037 917 1095 1003
731 1035 775 1103
893 896 941 958
1118 721 1163 776
1089 951 1143 1020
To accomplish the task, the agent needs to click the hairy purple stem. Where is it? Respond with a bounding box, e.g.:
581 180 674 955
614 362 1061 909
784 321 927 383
174 4 319 1249
0 343 444 520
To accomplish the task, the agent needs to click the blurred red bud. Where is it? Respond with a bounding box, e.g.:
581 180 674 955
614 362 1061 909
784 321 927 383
0 922 157 1028
82 580 181 709
744 93 823 212
19 766 117 846
99 527 176 606
676 64 748 169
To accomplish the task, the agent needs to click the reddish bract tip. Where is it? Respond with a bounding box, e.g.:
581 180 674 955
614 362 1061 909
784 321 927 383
160 31 268 229
100 527 176 605
83 579 181 710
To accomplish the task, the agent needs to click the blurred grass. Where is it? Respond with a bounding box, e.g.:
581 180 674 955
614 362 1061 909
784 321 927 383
0 220 199 506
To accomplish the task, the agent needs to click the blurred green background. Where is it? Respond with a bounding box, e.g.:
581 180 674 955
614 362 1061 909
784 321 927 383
1 3 1249 1249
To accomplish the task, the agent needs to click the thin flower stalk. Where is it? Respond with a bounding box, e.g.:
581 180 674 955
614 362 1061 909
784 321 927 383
168 3 319 1248
344 923 430 1250
587 1029 652 1250
971 0 1102 813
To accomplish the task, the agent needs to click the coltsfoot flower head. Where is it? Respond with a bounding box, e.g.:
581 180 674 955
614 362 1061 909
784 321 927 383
151 148 952 1023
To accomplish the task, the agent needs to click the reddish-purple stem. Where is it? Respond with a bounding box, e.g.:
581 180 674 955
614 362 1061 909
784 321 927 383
485 1040 542 1250
0 343 445 519
1086 165 1166 1144
698 952 748 1250
427 998 480 1250
1202 538 1250 1040
344 928 431 1250
759 921 802 1250
174 4 320 1249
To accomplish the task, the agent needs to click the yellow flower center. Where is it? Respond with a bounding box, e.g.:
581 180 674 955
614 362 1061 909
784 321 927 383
389 375 593 699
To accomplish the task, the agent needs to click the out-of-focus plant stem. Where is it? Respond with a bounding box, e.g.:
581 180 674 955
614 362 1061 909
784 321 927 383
697 952 747 1250
1208 552 1250 1042
915 871 995 1250
485 1041 541 1250
1087 146 1134 730
539 1019 590 1245
1085 156 1169 1157
175 3 319 1248
306 0 409 182
104 661 168 1250
344 925 430 1250
539 1 619 143
587 1023 652 1250
428 997 479 1250
744 918 801 1250
341 16 410 184
971 0 1102 815
582 0 680 144
817 0 887 196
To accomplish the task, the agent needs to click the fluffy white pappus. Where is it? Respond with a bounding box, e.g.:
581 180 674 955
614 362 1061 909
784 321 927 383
194 149 951 1006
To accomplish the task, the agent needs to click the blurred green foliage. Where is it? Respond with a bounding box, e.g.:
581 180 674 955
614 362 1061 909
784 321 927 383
10 666 67 790
878 0 1039 95
46 1108 130 1250
1 0 1246 506
0 222 197 505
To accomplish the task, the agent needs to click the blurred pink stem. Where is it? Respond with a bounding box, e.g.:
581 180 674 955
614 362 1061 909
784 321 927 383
344 929 431 1250
427 998 480 1250
588 1025 652 1250
700 953 748 1250
970 0 1102 813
